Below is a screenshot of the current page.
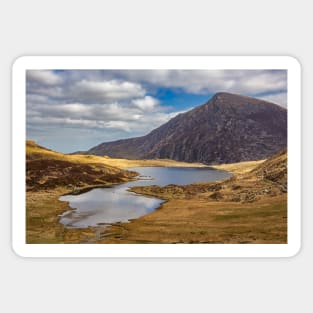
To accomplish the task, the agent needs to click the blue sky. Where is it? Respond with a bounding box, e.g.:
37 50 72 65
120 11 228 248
26 69 287 153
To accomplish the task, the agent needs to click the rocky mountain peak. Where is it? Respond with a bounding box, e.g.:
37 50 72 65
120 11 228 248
85 93 287 164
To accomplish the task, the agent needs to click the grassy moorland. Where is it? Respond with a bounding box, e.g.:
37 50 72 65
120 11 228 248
211 159 265 175
99 197 286 243
27 140 207 169
26 140 287 244
26 140 207 243
99 150 287 244
26 141 135 243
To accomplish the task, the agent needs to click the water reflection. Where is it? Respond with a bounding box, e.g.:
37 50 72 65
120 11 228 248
59 167 230 228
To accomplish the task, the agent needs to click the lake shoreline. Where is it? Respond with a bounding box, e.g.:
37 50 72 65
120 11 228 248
59 166 230 229
26 159 276 244
99 158 287 244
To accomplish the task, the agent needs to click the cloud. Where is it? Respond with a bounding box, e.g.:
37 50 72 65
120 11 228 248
132 96 159 111
27 69 287 102
27 92 176 137
69 80 145 103
111 69 287 96
27 72 146 104
27 106 181 137
26 69 287 152
27 70 63 86
28 97 161 121
257 92 287 106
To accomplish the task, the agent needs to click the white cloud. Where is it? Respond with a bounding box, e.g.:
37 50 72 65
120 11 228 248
27 69 287 102
26 69 287 152
257 92 287 106
105 121 132 131
27 91 177 137
70 80 145 102
26 94 50 104
27 107 181 134
27 71 146 103
119 69 287 96
27 70 63 85
132 96 159 111
29 100 158 121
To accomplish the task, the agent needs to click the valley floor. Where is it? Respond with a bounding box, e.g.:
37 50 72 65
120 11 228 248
26 140 210 243
27 188 97 243
99 156 287 244
99 196 286 244
26 155 287 244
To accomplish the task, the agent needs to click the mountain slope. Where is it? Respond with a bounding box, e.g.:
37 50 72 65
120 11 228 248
87 92 287 164
101 149 288 243
26 140 137 191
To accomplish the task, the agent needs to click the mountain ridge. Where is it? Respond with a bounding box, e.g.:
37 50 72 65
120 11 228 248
85 92 287 164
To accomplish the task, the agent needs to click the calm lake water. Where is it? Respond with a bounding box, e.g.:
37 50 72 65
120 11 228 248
59 167 230 228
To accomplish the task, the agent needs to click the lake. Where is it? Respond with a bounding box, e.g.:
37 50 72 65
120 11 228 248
59 167 231 228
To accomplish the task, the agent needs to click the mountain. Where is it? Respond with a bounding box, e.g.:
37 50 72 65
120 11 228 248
86 92 287 164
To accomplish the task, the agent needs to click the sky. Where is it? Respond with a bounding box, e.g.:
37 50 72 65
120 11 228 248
26 69 287 153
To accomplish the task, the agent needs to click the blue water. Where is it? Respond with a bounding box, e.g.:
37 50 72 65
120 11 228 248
59 167 230 228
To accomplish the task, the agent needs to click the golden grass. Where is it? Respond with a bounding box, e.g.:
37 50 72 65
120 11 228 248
26 140 207 169
100 154 287 244
100 196 287 244
26 187 98 243
211 159 265 175
78 156 207 169
27 140 263 172
26 140 287 244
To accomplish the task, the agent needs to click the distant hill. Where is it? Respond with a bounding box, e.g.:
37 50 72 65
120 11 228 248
85 92 287 164
26 140 136 191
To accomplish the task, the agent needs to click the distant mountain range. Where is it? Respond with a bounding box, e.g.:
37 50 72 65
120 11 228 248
83 92 287 164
